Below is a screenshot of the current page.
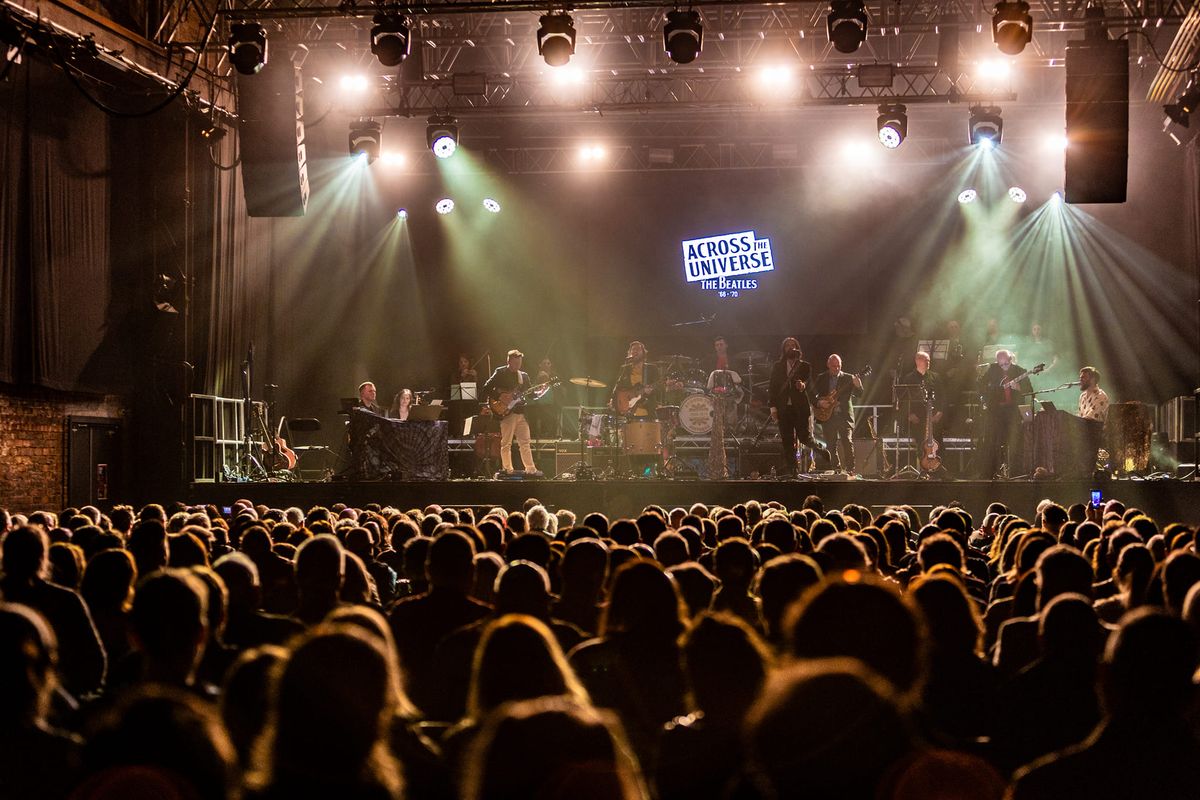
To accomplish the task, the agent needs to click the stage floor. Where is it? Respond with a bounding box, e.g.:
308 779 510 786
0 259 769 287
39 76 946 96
190 477 1200 524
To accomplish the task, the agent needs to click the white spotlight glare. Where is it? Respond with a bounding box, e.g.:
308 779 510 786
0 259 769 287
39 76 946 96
483 198 502 213
977 58 1012 81
980 136 995 150
340 74 370 92
435 198 455 215
1008 186 1027 203
758 65 794 87
1043 134 1069 151
958 188 978 204
396 208 408 220
579 144 606 162
551 64 586 85
1050 191 1063 205
380 151 406 167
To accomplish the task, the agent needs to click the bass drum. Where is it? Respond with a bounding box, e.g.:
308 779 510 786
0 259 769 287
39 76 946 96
679 393 714 435
622 420 662 455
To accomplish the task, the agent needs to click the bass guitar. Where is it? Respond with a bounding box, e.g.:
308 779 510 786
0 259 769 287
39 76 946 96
813 366 872 423
488 378 561 419
919 386 942 472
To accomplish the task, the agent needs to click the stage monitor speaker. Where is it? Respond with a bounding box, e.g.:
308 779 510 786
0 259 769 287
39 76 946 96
237 60 309 217
1064 38 1128 204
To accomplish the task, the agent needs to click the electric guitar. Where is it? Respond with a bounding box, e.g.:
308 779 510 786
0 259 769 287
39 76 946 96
813 366 872 423
613 381 666 415
919 386 942 472
488 378 561 419
1001 362 1046 390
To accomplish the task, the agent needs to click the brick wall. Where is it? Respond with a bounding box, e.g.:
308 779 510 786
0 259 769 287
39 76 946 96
0 386 125 514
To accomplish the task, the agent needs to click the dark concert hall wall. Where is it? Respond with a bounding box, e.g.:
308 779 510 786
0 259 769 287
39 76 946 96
0 53 226 501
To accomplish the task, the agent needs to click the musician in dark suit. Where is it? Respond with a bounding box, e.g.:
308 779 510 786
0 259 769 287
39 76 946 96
769 338 827 476
810 354 862 473
355 381 382 415
610 340 660 419
481 349 539 475
901 351 946 472
978 349 1031 479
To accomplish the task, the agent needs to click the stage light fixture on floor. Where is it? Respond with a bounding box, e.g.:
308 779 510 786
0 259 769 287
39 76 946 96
992 1 1033 55
427 114 459 159
229 23 268 75
348 119 382 163
483 198 501 213
371 13 411 67
435 198 455 215
958 189 978 204
968 105 1003 147
664 10 703 64
538 13 576 67
877 103 907 149
827 0 868 54
1008 186 1027 203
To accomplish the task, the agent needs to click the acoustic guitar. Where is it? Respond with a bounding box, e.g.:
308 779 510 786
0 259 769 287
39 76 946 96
488 378 560 419
812 367 872 423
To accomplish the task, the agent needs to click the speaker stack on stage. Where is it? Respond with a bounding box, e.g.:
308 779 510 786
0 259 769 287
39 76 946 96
1064 33 1128 205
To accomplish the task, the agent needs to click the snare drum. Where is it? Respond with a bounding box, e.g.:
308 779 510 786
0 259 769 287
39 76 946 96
679 393 714 435
621 420 663 455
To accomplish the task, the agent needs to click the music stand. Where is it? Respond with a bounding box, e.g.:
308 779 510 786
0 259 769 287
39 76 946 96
891 381 924 479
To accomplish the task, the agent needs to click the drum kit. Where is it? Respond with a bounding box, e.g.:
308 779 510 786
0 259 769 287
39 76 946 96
564 350 773 476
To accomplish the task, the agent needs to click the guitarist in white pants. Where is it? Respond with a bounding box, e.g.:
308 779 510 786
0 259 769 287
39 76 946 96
481 349 540 476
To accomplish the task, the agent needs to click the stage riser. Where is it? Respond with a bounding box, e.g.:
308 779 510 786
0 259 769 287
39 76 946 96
190 480 1200 524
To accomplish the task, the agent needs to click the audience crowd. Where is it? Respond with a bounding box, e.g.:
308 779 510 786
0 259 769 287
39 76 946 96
1 492 1199 799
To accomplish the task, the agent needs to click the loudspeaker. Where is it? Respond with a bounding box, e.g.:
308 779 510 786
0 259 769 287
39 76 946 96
1064 38 1128 204
238 59 310 216
853 437 885 476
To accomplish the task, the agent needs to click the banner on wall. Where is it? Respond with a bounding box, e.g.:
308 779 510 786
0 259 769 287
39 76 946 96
681 230 775 298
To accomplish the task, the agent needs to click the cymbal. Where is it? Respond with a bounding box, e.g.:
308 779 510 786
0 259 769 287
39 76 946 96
661 354 697 365
569 377 607 388
735 350 768 362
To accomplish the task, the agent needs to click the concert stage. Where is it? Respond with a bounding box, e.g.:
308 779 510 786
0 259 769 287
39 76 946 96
189 477 1200 525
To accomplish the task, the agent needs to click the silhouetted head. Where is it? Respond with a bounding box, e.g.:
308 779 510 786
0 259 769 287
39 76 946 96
463 697 645 800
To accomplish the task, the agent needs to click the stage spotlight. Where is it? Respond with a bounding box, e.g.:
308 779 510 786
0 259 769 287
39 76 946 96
579 144 607 162
968 105 1003 147
977 58 1012 81
371 13 411 67
1043 133 1069 151
877 103 908 149
663 10 703 64
380 151 406 167
1008 186 1027 203
1164 84 1200 129
992 1 1033 56
340 74 370 93
435 198 455 215
537 13 576 67
958 189 978 204
483 198 502 213
228 23 268 75
550 64 586 85
397 208 408 220
1050 191 1063 205
758 65 795 88
827 0 868 54
426 114 459 159
348 119 382 163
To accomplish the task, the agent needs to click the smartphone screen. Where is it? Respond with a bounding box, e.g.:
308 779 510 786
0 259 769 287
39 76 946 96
222 506 232 516
1090 490 1102 506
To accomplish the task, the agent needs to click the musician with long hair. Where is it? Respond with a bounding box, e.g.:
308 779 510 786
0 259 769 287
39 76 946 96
768 338 827 477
